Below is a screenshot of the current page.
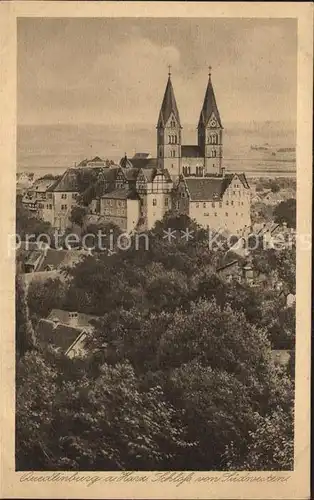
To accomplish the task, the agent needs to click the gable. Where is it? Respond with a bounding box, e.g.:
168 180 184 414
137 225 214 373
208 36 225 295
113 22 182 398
207 112 220 129
165 112 179 128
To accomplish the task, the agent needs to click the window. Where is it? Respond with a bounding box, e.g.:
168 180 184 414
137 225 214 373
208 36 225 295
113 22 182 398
212 202 215 208
165 197 169 207
241 202 244 206
176 201 180 209
153 198 157 206
72 193 77 199
214 212 217 216
225 212 228 217
49 204 52 209
196 202 199 208
226 201 229 206
212 149 217 158
61 193 67 199
110 200 113 206
236 213 238 216
231 201 234 206
203 202 206 208
210 133 218 145
219 202 222 208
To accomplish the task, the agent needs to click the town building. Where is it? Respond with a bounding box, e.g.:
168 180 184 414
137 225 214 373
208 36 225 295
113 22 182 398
36 309 99 358
21 69 251 235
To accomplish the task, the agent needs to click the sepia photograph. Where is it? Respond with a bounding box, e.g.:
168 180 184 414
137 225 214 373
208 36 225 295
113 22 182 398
0 3 312 499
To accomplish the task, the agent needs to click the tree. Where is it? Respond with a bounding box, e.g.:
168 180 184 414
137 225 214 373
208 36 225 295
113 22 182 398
16 355 191 470
69 205 87 227
27 278 67 325
16 351 59 470
224 407 294 470
269 181 280 193
274 198 296 228
15 276 36 359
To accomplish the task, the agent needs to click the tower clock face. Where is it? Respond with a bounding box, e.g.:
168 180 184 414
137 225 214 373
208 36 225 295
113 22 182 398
209 117 217 127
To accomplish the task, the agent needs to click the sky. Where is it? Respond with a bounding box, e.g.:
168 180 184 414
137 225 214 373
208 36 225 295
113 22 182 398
17 18 297 127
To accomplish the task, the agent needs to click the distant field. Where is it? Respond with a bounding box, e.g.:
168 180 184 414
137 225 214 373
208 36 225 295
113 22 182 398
17 122 296 179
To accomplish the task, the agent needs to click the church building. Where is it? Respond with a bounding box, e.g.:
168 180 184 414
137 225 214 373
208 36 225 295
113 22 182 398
157 67 224 179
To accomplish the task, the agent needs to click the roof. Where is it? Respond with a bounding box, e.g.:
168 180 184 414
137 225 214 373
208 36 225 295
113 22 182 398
120 167 140 181
184 173 249 201
102 188 131 200
37 319 83 351
184 175 232 201
157 76 181 127
181 145 203 158
129 158 158 170
198 73 223 128
47 309 98 329
139 167 172 183
16 244 79 272
31 178 56 192
48 168 79 192
132 152 151 159
77 157 108 167
216 260 239 272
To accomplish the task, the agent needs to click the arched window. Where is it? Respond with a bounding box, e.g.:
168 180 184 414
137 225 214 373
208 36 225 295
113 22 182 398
210 133 218 145
212 149 217 158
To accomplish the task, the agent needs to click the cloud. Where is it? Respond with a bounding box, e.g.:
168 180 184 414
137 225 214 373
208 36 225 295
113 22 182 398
17 18 297 126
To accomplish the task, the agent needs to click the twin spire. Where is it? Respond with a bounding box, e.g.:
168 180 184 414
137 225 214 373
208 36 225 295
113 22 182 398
157 69 181 128
157 66 222 129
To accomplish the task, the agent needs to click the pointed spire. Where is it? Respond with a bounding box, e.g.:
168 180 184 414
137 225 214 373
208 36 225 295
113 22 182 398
157 70 181 127
198 67 222 128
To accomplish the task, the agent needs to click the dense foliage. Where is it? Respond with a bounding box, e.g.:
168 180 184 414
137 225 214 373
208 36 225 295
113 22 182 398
16 213 295 471
274 198 296 228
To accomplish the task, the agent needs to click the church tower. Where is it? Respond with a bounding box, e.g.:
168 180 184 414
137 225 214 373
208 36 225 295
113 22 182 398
198 67 223 176
157 69 182 178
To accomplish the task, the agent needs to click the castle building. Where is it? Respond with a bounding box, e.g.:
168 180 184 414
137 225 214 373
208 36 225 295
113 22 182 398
23 69 251 235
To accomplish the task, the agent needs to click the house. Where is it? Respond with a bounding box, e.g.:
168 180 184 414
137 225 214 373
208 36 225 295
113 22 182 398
100 188 141 233
22 178 56 218
173 173 251 233
16 242 85 283
36 309 99 358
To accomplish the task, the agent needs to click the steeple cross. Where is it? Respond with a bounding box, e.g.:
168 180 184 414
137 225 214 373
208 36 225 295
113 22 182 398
168 65 172 77
208 65 212 77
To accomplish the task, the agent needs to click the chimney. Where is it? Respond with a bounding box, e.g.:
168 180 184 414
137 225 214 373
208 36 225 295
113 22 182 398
69 311 78 327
